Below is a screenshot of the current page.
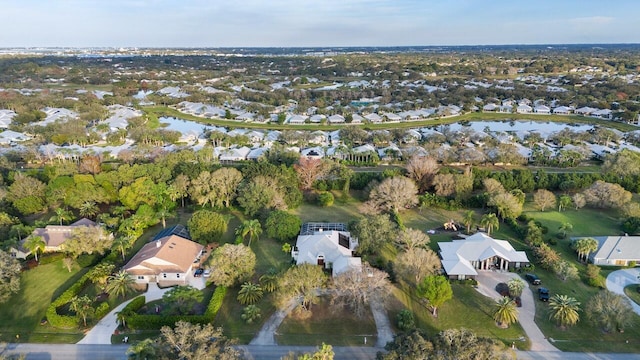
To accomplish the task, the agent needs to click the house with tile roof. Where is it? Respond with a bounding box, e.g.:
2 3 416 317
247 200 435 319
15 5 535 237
10 218 99 259
438 232 530 280
123 234 204 286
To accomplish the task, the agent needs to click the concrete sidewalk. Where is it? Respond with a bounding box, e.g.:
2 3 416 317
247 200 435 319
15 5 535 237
77 283 171 345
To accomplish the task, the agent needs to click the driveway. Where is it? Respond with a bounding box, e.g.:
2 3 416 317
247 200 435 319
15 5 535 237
605 268 640 315
77 283 171 345
475 271 558 352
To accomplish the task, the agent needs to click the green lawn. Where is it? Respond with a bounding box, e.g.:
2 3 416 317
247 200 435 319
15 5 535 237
214 288 278 344
277 296 377 347
0 260 86 343
523 207 621 238
388 284 530 350
624 285 640 306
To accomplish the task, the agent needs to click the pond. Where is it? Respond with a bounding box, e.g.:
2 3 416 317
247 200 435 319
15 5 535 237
159 116 217 134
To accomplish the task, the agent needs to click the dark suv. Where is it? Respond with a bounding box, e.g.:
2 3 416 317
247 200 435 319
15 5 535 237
538 287 550 301
525 273 541 285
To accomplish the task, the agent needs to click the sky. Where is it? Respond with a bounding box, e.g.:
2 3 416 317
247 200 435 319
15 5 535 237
1 0 639 47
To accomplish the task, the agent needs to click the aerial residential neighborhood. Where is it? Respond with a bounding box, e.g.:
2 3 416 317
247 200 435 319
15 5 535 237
1 1 640 360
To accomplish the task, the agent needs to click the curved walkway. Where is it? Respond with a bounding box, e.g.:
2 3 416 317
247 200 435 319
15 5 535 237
605 268 640 315
475 271 559 352
77 283 172 345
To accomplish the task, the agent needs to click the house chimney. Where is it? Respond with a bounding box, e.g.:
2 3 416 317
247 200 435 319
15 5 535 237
156 240 161 248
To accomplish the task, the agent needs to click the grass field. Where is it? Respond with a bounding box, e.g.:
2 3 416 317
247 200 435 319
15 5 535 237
624 285 640 306
388 284 530 350
0 261 86 343
277 296 377 347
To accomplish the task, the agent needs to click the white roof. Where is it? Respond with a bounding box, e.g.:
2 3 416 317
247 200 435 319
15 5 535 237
590 236 640 261
219 146 251 161
295 230 357 272
438 232 530 276
332 257 362 276
328 114 345 123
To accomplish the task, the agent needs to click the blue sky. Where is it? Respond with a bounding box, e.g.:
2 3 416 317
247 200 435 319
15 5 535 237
1 0 638 47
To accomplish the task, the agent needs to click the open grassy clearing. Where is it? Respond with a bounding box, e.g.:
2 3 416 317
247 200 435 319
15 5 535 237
388 284 530 350
0 260 86 343
277 296 377 347
214 288 278 344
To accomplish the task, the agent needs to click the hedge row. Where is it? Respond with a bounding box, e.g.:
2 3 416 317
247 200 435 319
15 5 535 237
46 272 92 329
95 302 110 319
123 295 146 313
128 286 227 330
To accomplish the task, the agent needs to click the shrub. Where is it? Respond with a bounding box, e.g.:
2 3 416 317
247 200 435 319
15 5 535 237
124 296 147 313
317 192 334 207
265 210 302 242
396 309 415 331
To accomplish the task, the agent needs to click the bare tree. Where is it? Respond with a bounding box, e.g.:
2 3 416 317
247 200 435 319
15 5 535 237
582 180 632 209
405 156 440 193
294 157 328 191
572 193 586 210
210 167 243 208
366 176 418 214
395 247 441 285
62 226 112 259
330 266 390 318
157 321 240 360
395 228 430 251
433 173 456 197
533 189 557 212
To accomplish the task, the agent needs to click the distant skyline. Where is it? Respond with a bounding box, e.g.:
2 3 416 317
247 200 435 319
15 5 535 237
1 0 639 48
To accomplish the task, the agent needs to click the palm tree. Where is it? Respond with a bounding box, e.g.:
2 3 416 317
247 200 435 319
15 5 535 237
112 236 133 261
79 200 99 219
70 295 94 327
24 235 46 262
558 195 572 212
236 219 262 246
51 207 73 225
116 308 134 329
462 210 475 234
241 304 262 324
572 237 599 262
558 222 573 239
106 271 135 299
493 296 518 328
259 273 279 293
480 213 499 235
237 282 264 305
507 278 525 297
549 294 581 329
88 263 116 293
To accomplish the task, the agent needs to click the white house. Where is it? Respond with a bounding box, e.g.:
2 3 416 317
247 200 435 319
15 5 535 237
219 146 251 162
438 232 530 280
364 113 383 123
328 114 345 123
292 224 361 276
533 105 551 114
516 104 533 114
123 235 203 286
587 236 640 266
287 114 308 124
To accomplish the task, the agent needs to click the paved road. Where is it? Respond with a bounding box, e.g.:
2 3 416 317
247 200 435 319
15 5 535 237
605 268 640 315
250 297 299 345
475 271 559 352
5 343 640 360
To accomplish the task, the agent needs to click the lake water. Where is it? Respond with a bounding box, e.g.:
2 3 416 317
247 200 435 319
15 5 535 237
160 116 609 136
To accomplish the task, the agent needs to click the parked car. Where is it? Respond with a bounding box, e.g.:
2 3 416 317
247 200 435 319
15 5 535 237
538 287 550 302
194 268 204 277
525 273 541 285
203 269 211 278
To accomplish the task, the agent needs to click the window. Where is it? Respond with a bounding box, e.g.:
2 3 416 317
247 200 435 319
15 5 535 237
137 276 144 280
163 273 167 278
176 274 180 278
